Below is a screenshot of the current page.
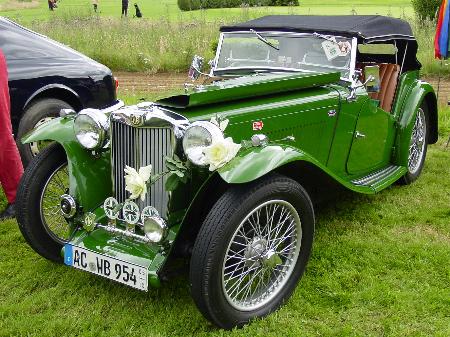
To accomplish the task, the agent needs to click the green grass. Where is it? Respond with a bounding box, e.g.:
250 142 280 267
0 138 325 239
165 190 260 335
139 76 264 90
10 13 445 77
1 0 413 23
1 0 446 77
1 102 450 336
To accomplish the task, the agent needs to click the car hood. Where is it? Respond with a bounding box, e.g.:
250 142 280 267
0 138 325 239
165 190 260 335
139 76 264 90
156 72 340 108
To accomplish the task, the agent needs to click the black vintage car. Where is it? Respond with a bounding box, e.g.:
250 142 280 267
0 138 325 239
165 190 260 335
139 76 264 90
0 17 118 165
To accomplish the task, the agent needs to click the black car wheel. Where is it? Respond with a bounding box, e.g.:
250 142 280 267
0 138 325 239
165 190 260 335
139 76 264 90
16 143 71 263
16 98 73 167
400 103 429 185
189 174 315 329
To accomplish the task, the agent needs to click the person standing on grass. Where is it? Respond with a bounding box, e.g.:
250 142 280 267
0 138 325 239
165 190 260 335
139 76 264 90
121 0 129 17
92 0 99 13
0 49 23 221
48 0 54 11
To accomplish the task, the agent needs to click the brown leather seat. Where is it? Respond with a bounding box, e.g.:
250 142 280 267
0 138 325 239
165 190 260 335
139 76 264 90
358 63 400 113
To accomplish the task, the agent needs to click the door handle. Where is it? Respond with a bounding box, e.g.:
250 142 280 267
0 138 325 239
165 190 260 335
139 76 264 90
355 131 366 139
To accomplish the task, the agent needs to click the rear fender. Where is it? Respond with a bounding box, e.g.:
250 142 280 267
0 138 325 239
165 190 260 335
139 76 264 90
394 81 437 167
21 117 112 211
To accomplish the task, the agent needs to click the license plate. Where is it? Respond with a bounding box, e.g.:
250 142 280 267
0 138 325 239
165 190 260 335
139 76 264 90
64 244 148 291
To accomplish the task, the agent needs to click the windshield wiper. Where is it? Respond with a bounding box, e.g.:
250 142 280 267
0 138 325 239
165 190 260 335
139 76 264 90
313 32 337 43
250 29 279 51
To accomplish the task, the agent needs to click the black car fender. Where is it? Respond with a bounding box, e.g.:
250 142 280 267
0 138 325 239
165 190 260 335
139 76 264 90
23 83 82 112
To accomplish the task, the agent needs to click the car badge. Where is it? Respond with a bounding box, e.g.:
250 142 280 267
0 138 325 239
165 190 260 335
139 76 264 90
123 200 140 225
103 197 119 220
83 212 97 232
252 121 264 131
130 114 143 126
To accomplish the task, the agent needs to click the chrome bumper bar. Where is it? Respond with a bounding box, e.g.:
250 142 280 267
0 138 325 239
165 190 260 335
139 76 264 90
96 223 155 244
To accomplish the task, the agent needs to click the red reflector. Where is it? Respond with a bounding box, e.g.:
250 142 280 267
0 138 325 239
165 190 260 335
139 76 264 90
114 77 119 90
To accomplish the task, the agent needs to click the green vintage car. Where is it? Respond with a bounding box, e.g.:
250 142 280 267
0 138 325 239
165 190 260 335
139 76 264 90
17 15 437 329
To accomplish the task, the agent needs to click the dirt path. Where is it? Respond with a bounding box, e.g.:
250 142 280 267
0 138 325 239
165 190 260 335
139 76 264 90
115 71 450 104
115 72 187 94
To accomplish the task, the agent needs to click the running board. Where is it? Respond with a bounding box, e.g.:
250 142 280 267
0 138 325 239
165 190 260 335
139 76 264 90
351 165 407 192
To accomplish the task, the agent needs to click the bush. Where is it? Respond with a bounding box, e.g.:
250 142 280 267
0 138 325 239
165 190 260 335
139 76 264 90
177 0 298 11
411 0 441 20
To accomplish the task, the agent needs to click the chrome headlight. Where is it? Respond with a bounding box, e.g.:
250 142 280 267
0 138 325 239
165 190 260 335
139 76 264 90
143 216 168 243
73 109 109 150
182 121 223 166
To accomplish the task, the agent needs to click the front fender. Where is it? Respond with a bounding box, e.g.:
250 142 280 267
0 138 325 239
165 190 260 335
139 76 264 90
22 117 112 211
218 145 311 184
394 81 437 167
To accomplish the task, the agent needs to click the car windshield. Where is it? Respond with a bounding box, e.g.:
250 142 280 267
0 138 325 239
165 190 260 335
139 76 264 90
215 32 353 79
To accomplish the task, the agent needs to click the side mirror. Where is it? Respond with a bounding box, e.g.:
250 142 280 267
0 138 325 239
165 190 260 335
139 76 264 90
364 65 380 93
188 55 205 81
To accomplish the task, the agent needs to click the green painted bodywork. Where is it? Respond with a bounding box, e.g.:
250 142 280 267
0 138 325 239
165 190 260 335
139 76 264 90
157 72 341 108
21 68 437 288
22 118 112 212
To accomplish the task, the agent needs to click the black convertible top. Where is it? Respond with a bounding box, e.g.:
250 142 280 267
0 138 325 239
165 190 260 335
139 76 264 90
220 15 415 41
220 15 421 71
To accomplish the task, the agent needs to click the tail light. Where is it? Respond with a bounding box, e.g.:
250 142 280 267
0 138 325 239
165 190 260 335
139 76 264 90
114 76 119 93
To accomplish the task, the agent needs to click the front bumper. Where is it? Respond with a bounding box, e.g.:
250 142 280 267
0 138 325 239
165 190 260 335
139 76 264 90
61 226 171 288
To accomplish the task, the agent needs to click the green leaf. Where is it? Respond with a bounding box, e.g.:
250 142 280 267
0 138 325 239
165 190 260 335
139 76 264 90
165 156 187 170
165 161 178 172
165 156 177 164
149 173 163 185
165 173 179 191
179 174 189 184
174 170 184 178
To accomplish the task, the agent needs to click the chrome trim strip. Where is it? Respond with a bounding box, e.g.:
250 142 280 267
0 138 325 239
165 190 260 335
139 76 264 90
110 104 189 136
101 100 125 114
352 165 401 186
349 37 357 82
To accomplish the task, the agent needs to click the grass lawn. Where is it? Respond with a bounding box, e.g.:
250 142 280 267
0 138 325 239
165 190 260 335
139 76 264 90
0 97 449 336
0 0 413 23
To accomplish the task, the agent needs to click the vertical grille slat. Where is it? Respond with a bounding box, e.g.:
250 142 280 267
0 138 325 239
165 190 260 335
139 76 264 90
111 120 173 218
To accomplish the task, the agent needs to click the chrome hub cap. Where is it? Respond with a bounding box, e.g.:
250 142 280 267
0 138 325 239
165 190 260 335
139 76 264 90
244 237 268 268
408 108 426 174
222 200 302 311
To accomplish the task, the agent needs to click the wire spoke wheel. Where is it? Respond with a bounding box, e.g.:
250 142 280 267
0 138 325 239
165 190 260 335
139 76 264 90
222 200 302 311
40 162 70 243
408 107 426 174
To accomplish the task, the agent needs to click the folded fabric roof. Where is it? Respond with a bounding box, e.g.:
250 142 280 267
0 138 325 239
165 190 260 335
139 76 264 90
220 15 415 41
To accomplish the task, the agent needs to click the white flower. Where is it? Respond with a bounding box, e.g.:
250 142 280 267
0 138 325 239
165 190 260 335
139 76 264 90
203 137 241 171
210 116 229 131
124 165 152 201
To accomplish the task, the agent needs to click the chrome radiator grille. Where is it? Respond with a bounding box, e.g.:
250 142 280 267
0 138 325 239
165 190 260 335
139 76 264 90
111 120 173 217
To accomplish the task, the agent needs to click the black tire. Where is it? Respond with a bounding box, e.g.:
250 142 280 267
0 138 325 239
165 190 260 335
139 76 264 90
16 143 70 263
400 102 429 185
16 98 73 167
189 174 315 329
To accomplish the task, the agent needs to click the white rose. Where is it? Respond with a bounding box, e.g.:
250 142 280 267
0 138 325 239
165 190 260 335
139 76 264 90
124 165 152 201
203 137 241 171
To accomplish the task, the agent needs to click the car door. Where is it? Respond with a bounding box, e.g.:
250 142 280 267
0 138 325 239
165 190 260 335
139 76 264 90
346 99 396 175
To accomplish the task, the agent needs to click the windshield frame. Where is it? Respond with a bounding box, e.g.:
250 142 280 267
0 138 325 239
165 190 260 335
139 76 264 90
211 31 357 82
